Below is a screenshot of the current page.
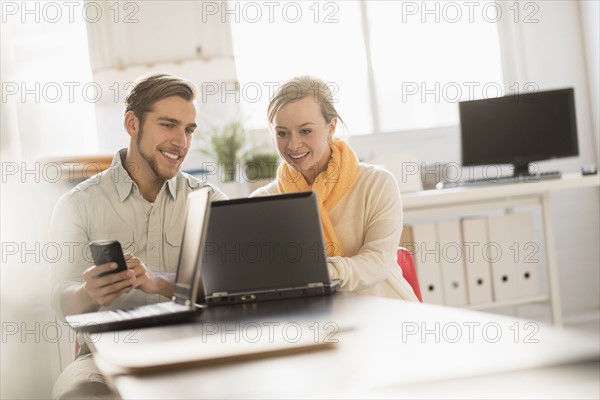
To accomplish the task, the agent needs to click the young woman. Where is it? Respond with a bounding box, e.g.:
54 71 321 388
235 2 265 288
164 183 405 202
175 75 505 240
251 76 418 301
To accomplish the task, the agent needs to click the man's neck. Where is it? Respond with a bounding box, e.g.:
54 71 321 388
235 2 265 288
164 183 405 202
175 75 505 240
136 179 164 203
123 151 165 203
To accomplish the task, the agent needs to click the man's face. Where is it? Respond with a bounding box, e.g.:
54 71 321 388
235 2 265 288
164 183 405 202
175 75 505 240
134 96 197 181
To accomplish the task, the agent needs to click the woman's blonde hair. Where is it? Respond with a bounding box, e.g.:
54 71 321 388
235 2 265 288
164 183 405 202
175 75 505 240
267 76 344 129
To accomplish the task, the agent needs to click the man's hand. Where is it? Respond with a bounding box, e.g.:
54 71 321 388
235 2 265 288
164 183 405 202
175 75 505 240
81 262 136 306
125 254 175 298
61 256 174 317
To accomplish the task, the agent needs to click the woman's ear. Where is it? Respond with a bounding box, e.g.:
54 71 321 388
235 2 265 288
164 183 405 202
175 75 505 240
124 111 139 137
328 116 338 137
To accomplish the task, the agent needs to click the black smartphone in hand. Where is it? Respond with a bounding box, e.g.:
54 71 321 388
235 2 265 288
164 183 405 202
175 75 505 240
89 240 128 277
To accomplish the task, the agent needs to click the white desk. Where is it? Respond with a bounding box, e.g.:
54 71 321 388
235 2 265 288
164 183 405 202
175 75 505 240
90 294 599 399
401 174 600 324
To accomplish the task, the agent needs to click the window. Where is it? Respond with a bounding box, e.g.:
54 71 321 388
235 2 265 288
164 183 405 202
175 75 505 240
229 0 504 135
2 1 97 160
366 0 504 132
229 1 372 134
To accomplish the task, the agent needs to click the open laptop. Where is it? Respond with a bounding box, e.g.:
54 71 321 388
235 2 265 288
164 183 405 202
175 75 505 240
199 192 341 305
66 187 212 333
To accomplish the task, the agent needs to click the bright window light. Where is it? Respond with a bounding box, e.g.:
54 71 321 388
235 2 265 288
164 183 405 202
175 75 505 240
229 1 372 134
367 0 504 132
5 1 97 160
230 0 504 136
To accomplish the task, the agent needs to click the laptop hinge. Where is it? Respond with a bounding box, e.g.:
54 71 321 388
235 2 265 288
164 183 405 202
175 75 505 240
211 292 228 297
307 282 324 288
171 295 191 306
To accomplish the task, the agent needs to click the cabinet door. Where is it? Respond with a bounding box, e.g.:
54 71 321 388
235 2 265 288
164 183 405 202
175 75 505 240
461 217 493 305
510 213 542 298
487 215 519 301
412 223 445 305
437 220 468 306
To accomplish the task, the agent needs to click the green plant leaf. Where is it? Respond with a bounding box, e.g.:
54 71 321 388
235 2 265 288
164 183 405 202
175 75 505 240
244 152 280 181
196 120 248 182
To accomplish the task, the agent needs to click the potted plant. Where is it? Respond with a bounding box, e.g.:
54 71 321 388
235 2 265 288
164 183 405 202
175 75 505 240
244 152 279 181
197 120 248 183
244 152 279 193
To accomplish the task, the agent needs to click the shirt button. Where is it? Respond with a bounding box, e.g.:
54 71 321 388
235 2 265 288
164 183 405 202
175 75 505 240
150 245 156 251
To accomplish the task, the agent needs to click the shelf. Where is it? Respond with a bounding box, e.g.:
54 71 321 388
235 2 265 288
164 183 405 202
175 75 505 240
42 155 113 182
466 295 550 311
402 174 600 211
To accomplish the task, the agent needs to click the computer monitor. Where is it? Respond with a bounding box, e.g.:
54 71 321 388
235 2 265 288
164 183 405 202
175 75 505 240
459 88 579 177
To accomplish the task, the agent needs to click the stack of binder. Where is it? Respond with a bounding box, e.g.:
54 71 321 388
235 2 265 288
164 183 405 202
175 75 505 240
401 213 542 307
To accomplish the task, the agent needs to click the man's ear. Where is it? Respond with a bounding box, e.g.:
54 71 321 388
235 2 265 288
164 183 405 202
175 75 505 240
124 111 139 137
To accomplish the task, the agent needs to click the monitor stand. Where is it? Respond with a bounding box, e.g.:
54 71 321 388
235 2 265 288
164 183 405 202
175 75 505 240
512 162 562 181
513 162 531 177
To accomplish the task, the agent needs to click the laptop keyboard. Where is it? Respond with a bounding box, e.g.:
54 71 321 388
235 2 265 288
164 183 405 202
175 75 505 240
107 302 183 321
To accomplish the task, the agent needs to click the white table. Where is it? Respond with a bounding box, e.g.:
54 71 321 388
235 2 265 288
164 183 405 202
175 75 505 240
90 293 599 399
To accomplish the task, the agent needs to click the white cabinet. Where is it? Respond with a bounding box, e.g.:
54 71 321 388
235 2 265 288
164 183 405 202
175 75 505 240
402 173 600 325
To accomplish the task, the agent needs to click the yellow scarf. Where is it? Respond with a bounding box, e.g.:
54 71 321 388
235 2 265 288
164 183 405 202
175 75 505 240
276 137 359 257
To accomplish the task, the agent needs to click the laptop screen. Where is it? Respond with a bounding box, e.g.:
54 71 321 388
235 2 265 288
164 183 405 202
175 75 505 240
172 187 211 302
200 192 330 296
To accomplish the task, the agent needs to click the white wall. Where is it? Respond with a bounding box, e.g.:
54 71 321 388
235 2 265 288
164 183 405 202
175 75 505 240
579 0 600 164
91 58 239 154
84 1 240 154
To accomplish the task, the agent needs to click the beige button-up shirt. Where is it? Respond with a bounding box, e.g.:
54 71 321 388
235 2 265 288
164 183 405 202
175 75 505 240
49 149 227 320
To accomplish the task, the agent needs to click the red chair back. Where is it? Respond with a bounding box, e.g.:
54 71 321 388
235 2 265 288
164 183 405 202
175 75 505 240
397 247 423 302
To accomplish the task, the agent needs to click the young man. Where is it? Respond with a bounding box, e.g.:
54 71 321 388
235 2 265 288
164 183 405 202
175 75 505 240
50 73 227 399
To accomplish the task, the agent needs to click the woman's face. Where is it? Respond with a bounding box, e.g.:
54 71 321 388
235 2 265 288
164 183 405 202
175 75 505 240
272 96 337 185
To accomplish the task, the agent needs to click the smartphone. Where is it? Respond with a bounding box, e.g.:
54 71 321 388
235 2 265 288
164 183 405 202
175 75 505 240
89 240 128 277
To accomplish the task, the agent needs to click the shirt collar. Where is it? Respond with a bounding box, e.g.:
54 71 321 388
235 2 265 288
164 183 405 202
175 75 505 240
166 176 178 199
111 149 179 201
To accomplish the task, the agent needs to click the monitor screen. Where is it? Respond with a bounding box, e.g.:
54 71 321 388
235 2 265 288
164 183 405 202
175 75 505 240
459 88 579 176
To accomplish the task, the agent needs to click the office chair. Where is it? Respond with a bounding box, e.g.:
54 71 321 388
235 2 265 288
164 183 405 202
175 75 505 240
397 247 423 302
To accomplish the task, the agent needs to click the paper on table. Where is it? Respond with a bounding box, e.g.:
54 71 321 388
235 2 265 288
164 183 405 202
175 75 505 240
94 328 337 375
